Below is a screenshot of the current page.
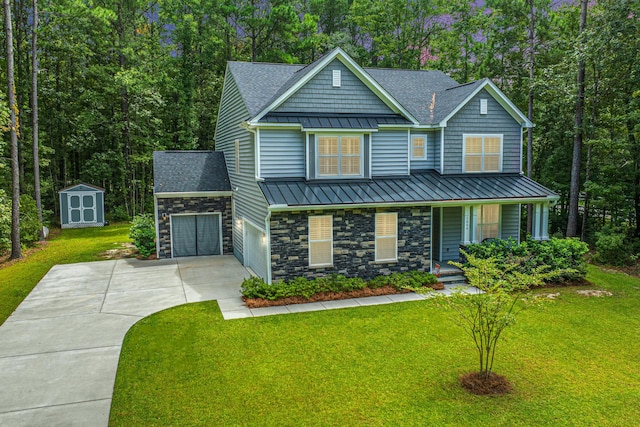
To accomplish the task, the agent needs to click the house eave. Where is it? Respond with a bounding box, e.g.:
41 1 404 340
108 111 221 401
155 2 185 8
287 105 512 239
267 195 559 212
155 191 233 198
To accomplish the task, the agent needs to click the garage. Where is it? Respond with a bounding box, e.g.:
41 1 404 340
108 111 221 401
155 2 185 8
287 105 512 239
171 213 222 257
244 220 268 280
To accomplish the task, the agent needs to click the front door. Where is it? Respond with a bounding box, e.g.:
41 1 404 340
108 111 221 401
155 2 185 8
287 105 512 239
172 214 221 257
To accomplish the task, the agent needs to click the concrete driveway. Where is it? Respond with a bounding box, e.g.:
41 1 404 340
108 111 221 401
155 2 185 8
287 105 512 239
0 255 250 426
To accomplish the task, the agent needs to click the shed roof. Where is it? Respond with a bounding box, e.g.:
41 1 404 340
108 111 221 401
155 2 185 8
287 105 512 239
59 183 105 192
259 171 558 208
153 151 231 194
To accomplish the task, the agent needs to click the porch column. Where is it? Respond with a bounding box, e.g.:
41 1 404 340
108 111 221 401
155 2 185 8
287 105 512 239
532 203 542 240
541 203 550 240
462 205 471 245
470 206 478 243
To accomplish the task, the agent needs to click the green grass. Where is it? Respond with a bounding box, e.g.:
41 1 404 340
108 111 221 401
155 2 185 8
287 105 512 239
0 224 131 325
110 265 640 426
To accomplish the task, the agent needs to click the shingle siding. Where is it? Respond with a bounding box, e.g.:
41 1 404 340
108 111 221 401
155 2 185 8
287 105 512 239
259 128 306 178
215 69 269 258
443 89 522 174
275 60 395 115
372 130 409 176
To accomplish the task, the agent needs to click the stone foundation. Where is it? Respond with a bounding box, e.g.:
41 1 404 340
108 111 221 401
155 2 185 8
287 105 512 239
156 196 233 258
270 207 431 282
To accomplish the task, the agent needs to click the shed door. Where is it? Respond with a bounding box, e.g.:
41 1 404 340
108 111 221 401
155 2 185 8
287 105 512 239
68 192 96 224
172 214 221 257
244 221 268 280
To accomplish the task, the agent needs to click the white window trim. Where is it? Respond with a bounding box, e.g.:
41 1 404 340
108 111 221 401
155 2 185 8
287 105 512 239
476 204 501 242
462 134 503 173
410 135 427 160
309 215 333 267
480 98 488 115
375 212 398 262
315 134 365 179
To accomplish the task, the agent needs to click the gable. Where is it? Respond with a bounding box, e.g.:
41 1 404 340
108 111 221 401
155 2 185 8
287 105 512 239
60 183 104 193
273 59 395 116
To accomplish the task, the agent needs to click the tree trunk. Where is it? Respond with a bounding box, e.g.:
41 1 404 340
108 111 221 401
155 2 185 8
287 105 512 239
5 0 21 259
32 0 43 240
526 0 535 235
117 1 132 217
566 0 588 237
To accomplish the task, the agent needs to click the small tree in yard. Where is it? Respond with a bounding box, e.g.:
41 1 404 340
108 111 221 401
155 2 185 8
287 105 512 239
440 252 558 395
129 214 156 258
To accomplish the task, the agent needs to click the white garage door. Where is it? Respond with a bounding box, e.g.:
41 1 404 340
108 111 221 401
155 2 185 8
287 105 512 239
244 221 268 280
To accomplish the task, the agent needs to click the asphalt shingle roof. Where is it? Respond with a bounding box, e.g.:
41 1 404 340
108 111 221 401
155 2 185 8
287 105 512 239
227 51 488 125
153 151 231 193
259 171 558 207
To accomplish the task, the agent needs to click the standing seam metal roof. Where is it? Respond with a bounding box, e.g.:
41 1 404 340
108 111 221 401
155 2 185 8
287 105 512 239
258 171 558 207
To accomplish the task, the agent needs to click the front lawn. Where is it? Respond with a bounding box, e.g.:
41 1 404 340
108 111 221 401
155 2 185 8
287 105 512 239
0 223 131 325
110 265 640 426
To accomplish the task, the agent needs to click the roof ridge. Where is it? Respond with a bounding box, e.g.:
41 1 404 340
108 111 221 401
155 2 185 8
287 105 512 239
444 79 485 91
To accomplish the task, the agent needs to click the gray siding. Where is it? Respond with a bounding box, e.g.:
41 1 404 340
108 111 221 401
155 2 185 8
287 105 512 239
443 89 522 174
275 60 395 115
501 203 520 241
372 130 409 176
441 207 462 262
259 128 305 178
410 130 438 170
215 69 269 259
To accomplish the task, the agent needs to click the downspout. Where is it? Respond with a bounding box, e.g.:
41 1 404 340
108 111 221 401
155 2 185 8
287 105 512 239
265 209 272 284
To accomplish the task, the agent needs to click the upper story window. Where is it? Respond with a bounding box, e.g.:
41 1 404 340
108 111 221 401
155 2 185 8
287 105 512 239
317 135 363 178
411 136 426 160
464 134 502 173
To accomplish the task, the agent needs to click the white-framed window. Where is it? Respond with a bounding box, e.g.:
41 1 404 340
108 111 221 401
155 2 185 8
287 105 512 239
317 135 363 177
477 204 500 241
332 69 341 87
480 98 488 115
375 212 397 262
411 136 426 160
235 139 240 174
309 215 333 267
463 134 502 173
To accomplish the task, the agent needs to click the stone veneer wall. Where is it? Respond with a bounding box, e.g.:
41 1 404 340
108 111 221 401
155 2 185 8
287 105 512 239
156 196 233 258
270 207 431 282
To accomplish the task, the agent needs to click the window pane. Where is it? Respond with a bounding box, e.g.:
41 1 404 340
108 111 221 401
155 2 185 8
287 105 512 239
319 157 338 175
484 155 500 172
376 213 397 237
465 156 482 172
480 224 499 240
310 241 332 265
319 137 338 155
376 237 396 261
341 137 361 155
483 205 499 222
485 137 501 154
341 156 361 175
412 137 425 159
465 137 482 154
309 216 332 240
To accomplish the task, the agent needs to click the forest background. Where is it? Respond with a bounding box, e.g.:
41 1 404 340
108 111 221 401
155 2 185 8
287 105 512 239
0 0 638 261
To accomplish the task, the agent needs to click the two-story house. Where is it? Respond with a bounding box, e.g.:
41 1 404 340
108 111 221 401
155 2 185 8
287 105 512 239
153 48 558 283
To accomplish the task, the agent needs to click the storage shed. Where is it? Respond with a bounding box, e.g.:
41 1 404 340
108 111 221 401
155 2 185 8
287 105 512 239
59 183 105 228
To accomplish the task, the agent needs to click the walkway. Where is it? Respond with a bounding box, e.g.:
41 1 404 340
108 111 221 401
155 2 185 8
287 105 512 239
0 256 473 426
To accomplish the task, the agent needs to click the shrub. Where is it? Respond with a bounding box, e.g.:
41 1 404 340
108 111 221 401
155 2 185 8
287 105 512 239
0 190 10 253
129 214 156 258
464 237 588 282
241 271 438 301
19 194 43 245
594 227 634 266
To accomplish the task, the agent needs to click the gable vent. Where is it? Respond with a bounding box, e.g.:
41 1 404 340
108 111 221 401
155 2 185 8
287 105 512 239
332 69 341 87
480 98 488 115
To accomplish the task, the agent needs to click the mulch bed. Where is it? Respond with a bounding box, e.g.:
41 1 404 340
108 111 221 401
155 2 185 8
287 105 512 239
244 282 445 309
459 371 512 395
